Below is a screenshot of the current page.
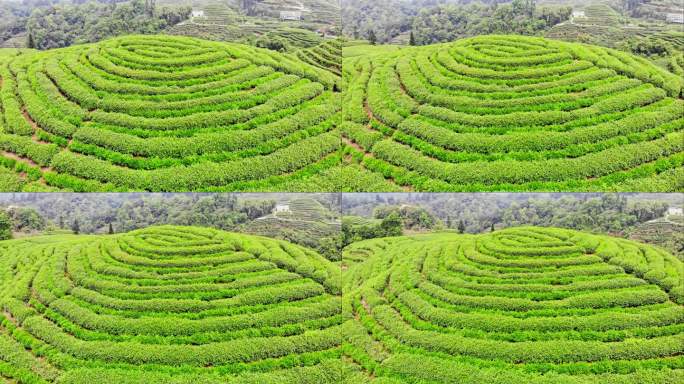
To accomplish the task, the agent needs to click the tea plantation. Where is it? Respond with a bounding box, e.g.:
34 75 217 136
342 35 684 192
0 226 347 383
0 35 343 192
297 40 343 77
342 227 684 383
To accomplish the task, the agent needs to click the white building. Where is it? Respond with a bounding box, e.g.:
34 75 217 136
572 10 585 18
665 12 684 24
274 204 290 214
667 207 683 216
280 11 302 21
191 10 205 18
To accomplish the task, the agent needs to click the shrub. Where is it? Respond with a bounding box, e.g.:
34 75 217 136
341 34 684 192
0 34 342 192
342 226 684 382
0 225 343 382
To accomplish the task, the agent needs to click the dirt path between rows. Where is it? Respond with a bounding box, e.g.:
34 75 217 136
342 136 370 155
22 109 54 146
341 137 412 192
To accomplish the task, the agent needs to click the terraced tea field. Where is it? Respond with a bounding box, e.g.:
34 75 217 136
634 0 684 22
297 39 342 76
279 197 338 221
574 4 622 27
342 227 684 383
342 35 684 192
0 35 343 192
545 3 684 59
666 42 684 76
244 198 341 259
0 226 346 383
168 22 325 51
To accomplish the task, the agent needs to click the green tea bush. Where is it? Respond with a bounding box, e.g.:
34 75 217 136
342 226 684 383
341 34 684 191
0 225 344 383
296 39 342 76
0 35 342 191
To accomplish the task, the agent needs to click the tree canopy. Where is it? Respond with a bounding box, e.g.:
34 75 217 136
26 0 190 49
341 0 571 44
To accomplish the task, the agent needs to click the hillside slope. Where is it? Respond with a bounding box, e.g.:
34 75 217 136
244 197 341 259
165 0 340 50
0 35 343 192
342 34 684 192
296 39 342 76
342 226 684 383
0 225 346 383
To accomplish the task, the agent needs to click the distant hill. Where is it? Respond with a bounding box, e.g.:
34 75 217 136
244 197 341 260
165 0 340 51
630 214 684 259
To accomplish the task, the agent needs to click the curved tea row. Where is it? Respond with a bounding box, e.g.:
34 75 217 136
342 35 684 191
296 39 342 76
0 35 342 192
0 226 345 383
342 227 684 383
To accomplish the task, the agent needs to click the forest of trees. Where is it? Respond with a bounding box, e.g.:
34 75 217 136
0 205 45 239
342 193 681 256
341 213 403 246
0 211 12 240
0 194 278 235
342 0 571 44
495 195 668 234
1 193 680 257
0 193 344 260
344 194 677 235
0 0 190 49
27 0 190 49
411 0 571 44
373 204 436 230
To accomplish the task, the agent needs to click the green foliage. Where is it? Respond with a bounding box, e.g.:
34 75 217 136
545 0 684 68
342 0 570 45
0 225 343 382
342 34 684 192
629 216 684 259
4 194 282 235
26 0 190 50
457 219 466 234
5 206 45 232
242 197 342 261
296 39 342 76
0 34 342 191
379 211 401 236
168 22 325 52
0 211 11 240
368 30 376 45
373 204 435 231
411 1 571 46
255 34 289 52
342 226 684 382
342 212 402 246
